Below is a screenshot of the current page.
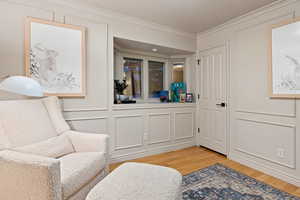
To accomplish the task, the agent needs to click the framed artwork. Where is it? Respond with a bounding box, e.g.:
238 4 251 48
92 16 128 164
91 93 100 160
269 18 300 98
179 93 186 103
186 93 194 103
25 17 86 97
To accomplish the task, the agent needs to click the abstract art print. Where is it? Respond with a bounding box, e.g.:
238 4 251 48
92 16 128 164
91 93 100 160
25 17 86 97
270 18 300 98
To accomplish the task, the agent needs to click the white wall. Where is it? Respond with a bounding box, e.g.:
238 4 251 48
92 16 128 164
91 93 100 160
197 0 300 186
2 0 299 187
0 0 197 163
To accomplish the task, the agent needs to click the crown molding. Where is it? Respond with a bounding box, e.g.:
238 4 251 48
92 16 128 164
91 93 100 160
197 0 298 37
6 0 196 39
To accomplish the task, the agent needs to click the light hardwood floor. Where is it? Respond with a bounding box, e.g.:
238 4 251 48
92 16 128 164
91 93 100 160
110 146 300 197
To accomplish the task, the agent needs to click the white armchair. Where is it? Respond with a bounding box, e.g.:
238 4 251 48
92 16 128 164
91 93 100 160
0 97 109 200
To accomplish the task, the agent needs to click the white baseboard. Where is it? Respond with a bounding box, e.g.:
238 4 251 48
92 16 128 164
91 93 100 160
110 140 196 164
229 152 300 187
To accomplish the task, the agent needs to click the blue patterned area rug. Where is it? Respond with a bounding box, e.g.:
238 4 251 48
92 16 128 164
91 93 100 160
182 163 300 200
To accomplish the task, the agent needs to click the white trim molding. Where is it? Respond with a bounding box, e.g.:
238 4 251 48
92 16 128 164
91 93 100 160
113 114 145 151
235 118 296 169
111 140 196 164
174 111 195 140
229 152 300 187
148 113 171 145
198 0 298 37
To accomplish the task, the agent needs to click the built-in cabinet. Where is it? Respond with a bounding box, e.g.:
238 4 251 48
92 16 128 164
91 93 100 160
110 104 196 162
65 103 197 163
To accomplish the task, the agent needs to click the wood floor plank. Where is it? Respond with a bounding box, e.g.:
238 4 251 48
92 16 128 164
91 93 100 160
110 146 300 197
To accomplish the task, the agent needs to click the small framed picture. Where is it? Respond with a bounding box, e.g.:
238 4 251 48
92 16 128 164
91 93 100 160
179 93 186 103
186 93 194 103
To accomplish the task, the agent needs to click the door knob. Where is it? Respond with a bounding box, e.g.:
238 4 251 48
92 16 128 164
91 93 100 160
216 102 226 107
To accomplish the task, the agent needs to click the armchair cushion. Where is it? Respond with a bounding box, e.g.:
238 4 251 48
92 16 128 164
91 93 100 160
43 97 70 134
0 99 58 147
14 134 75 158
66 131 109 153
0 150 61 200
59 152 106 199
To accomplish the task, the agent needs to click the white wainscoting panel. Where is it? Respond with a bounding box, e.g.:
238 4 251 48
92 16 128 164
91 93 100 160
66 117 108 134
236 118 296 169
148 113 171 144
114 115 144 150
174 112 194 140
234 15 296 118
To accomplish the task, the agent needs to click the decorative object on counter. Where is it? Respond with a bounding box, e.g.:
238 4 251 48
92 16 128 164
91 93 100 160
114 80 129 104
170 82 186 102
119 94 136 104
119 95 128 101
114 80 128 94
0 75 44 97
269 18 300 98
25 17 86 97
168 89 172 101
186 93 194 103
119 100 137 104
159 90 169 102
180 93 186 103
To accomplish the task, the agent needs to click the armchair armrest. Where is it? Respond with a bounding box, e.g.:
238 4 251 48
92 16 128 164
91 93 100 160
0 150 61 200
66 131 109 154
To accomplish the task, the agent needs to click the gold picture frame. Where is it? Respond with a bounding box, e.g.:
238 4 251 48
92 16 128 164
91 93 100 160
25 17 86 97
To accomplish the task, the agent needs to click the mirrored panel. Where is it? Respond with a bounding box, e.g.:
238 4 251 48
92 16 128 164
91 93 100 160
172 61 184 83
149 61 164 98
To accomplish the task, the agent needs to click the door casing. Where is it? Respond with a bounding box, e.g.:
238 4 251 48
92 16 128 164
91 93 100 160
196 43 230 155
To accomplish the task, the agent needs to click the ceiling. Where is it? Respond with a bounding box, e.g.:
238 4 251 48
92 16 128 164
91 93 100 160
114 37 194 56
73 0 277 33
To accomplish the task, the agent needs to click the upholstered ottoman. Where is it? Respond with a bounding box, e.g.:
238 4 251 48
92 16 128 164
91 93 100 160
86 162 182 200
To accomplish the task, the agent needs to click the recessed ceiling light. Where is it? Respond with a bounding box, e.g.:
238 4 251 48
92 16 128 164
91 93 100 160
152 48 158 52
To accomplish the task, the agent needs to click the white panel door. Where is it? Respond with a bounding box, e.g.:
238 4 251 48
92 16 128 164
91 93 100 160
197 46 227 155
